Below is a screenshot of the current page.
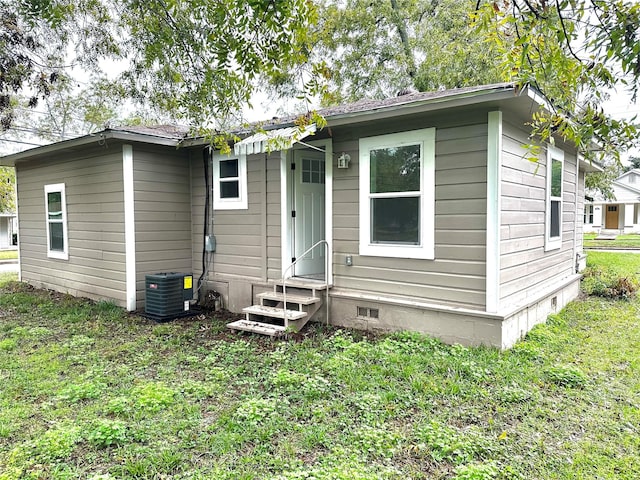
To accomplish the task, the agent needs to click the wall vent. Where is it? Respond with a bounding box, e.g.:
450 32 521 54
357 306 379 319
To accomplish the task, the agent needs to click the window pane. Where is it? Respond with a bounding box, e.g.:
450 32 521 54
47 192 62 219
220 159 238 179
370 145 420 193
551 200 560 238
220 180 239 199
49 222 64 251
551 159 562 197
371 197 419 244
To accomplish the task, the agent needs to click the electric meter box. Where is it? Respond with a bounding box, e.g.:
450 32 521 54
145 272 194 321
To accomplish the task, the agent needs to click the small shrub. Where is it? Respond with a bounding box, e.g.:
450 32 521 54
34 424 82 460
105 396 131 416
545 365 588 388
86 419 128 448
496 385 536 404
351 424 402 458
607 276 638 299
233 397 277 426
582 266 638 299
453 462 499 480
0 338 17 351
416 421 491 465
131 382 177 413
58 382 104 403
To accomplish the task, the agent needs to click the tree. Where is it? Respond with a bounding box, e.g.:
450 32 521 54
1 0 321 140
474 1 640 163
292 0 504 103
624 157 640 172
0 0 120 132
0 167 15 212
116 0 320 131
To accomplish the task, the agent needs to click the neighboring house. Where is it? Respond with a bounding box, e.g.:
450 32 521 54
0 83 599 349
584 169 640 233
0 213 17 249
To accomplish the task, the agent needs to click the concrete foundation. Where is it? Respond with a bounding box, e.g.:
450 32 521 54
326 275 582 350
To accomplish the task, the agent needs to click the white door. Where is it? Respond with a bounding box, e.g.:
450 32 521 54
293 150 325 277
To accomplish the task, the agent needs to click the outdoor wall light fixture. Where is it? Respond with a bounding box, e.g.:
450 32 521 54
337 152 351 169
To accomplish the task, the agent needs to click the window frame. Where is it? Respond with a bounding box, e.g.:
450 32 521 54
359 128 435 259
212 152 248 210
44 183 69 260
584 204 594 225
545 145 564 251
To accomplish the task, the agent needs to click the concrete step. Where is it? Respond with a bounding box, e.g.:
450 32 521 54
227 319 287 337
257 291 320 305
242 305 307 320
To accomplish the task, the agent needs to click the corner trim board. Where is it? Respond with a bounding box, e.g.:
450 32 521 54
123 144 137 311
280 151 289 278
486 111 502 313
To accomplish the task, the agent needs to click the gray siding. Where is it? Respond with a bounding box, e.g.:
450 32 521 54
500 122 577 308
576 169 585 251
133 146 192 309
190 150 281 285
332 113 489 310
16 147 127 304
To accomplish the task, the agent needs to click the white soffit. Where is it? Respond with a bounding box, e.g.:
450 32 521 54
233 124 317 155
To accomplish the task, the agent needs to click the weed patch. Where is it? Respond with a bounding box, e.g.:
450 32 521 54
1 253 640 478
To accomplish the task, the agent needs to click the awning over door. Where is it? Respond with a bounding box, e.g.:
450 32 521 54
233 124 316 155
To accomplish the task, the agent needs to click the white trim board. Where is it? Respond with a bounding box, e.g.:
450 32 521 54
486 111 502 313
280 139 333 280
123 144 137 311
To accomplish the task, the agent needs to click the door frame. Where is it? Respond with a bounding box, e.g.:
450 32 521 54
280 138 333 281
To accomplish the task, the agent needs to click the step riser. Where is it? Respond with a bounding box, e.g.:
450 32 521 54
244 313 308 331
274 285 320 296
261 299 305 310
257 292 320 306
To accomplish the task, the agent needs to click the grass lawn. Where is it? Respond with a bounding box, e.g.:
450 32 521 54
0 250 18 260
584 232 640 248
0 257 639 479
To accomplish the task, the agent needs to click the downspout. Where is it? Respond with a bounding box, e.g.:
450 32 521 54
197 147 212 302
574 161 582 273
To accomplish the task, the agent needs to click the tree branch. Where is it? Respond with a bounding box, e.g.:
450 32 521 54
555 0 582 63
389 0 416 79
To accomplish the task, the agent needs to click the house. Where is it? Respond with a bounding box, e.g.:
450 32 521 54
0 83 599 349
584 169 640 233
0 213 17 249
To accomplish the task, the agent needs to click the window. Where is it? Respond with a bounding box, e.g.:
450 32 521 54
44 183 68 260
302 157 325 184
212 152 247 210
584 205 594 224
359 128 435 259
545 146 564 251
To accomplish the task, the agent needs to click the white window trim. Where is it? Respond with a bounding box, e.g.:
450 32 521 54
44 183 69 260
359 128 435 259
584 204 594 225
212 152 248 210
545 145 564 251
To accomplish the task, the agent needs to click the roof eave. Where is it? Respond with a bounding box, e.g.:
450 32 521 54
0 129 181 166
579 157 603 173
324 85 522 127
